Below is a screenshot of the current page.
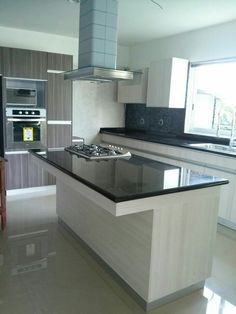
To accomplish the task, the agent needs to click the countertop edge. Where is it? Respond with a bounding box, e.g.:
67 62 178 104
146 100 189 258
100 129 236 158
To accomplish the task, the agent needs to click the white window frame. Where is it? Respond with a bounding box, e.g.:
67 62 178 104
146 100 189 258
185 58 236 138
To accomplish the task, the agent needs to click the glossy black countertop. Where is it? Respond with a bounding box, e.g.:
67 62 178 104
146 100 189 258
100 128 236 158
30 149 228 203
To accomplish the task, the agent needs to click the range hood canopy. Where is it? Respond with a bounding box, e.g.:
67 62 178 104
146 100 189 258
65 0 133 82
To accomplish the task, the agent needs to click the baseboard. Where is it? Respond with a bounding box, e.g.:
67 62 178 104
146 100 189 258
218 217 236 231
7 185 56 197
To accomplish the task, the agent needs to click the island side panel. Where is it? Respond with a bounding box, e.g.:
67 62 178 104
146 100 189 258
56 180 153 300
148 186 221 303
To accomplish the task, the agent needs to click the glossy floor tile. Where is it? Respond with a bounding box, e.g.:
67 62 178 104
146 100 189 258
0 190 236 314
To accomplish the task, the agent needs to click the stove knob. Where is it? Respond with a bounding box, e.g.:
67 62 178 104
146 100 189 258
25 111 29 114
19 111 22 114
109 150 117 156
32 111 35 115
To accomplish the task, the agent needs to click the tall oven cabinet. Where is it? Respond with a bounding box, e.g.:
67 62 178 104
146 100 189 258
1 47 73 190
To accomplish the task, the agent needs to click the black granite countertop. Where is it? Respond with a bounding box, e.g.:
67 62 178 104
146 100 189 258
100 128 236 158
30 149 228 203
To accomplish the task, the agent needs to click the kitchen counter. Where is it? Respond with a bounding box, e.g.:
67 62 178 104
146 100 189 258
100 128 235 157
29 149 227 203
29 148 228 310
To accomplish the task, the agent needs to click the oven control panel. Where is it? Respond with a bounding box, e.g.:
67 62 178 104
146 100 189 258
6 107 46 118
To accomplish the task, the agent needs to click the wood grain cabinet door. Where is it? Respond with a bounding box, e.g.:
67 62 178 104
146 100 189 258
5 153 29 190
2 47 47 80
46 52 73 148
47 124 72 148
5 153 55 190
46 73 72 120
47 53 72 72
0 159 6 230
0 48 3 75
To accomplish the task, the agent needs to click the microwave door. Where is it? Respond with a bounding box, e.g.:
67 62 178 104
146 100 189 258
6 88 37 107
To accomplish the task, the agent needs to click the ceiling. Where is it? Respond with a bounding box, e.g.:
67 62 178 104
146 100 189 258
0 0 236 46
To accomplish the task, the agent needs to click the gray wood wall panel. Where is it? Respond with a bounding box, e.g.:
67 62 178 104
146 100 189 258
2 47 47 80
47 125 72 148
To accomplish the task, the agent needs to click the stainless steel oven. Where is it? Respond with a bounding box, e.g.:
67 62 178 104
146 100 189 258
6 107 46 150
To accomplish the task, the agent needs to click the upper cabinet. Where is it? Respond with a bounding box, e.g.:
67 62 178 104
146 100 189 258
46 52 73 121
117 68 148 104
2 47 47 80
147 58 189 108
47 52 73 72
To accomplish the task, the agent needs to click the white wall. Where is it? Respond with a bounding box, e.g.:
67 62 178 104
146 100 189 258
129 20 236 69
73 82 124 143
0 26 130 142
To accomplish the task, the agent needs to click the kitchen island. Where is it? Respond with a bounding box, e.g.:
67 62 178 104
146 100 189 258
30 149 228 311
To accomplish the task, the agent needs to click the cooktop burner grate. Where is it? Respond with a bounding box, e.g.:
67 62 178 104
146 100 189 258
64 144 131 160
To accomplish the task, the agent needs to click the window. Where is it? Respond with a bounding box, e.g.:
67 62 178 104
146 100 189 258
185 60 236 138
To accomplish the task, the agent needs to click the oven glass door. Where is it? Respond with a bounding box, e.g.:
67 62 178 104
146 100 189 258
13 121 41 143
6 118 46 150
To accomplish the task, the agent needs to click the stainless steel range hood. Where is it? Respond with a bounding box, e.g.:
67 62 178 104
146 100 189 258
64 67 133 82
64 0 133 82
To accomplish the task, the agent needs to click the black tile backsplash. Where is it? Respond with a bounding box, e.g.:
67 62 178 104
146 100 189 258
125 104 185 135
125 104 147 131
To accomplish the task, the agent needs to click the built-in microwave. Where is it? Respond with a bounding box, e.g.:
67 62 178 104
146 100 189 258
6 78 45 108
6 88 37 107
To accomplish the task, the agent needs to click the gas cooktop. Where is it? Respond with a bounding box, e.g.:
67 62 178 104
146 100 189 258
64 144 131 160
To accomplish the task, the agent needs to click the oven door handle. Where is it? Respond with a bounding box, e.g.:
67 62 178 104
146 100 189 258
6 118 46 122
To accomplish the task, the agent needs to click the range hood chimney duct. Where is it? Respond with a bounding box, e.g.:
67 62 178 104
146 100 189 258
64 0 133 82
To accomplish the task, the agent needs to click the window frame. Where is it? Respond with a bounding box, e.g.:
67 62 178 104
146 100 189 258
185 58 236 138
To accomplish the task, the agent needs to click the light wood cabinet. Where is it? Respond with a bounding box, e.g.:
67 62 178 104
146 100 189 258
101 133 236 229
2 47 47 80
0 158 6 230
147 58 189 108
117 68 148 104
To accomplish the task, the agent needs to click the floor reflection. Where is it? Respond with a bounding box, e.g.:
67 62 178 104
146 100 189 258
204 286 236 314
0 189 236 314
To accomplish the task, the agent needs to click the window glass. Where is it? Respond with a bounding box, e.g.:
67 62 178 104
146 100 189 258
186 61 236 138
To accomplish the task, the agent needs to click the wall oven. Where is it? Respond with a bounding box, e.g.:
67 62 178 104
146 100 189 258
6 107 46 150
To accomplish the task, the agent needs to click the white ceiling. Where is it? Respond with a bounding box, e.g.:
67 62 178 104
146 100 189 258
0 0 236 46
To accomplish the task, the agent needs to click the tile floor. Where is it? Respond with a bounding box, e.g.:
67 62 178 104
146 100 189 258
0 189 236 314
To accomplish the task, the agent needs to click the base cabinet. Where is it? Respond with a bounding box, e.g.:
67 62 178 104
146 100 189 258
5 153 55 190
101 133 236 229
